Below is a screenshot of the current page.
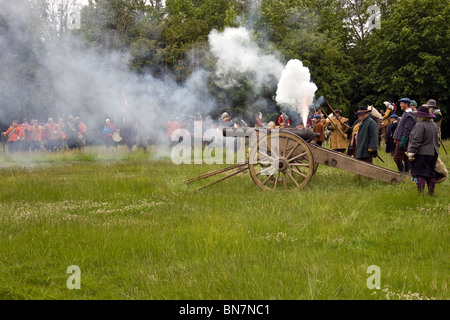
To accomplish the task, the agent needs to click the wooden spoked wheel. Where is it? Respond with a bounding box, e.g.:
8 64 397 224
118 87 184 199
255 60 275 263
313 162 319 175
248 131 315 190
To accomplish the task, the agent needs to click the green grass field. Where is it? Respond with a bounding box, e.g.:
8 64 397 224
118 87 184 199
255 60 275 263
0 141 448 300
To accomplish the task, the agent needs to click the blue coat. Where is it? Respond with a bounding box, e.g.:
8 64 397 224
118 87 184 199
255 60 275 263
393 111 416 141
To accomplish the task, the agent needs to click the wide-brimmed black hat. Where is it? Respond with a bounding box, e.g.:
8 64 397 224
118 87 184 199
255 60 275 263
355 106 370 114
413 106 436 118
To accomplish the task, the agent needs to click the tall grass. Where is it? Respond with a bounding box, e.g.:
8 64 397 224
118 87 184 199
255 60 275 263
0 142 448 299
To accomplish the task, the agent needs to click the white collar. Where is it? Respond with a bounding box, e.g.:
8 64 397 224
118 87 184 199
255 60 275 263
405 108 412 112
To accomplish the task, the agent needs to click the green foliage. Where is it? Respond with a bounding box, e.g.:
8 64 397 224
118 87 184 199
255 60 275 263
366 0 449 106
259 0 353 111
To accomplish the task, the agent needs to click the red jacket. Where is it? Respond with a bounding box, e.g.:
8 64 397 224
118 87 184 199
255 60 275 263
27 125 44 141
44 123 61 141
77 122 87 135
4 126 25 142
278 115 290 127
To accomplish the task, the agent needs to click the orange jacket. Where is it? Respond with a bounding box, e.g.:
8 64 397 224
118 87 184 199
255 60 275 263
4 126 25 142
44 123 61 141
312 121 325 142
59 123 66 139
27 125 44 141
77 122 87 135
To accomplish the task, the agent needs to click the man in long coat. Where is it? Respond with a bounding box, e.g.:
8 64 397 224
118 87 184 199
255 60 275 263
326 109 349 153
354 107 378 163
393 98 416 173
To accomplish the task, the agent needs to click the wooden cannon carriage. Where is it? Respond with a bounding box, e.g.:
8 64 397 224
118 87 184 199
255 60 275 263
184 127 405 190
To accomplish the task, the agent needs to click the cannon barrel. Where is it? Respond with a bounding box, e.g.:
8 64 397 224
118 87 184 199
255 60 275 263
221 126 319 142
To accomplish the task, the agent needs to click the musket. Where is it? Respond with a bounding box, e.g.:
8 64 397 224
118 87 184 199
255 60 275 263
325 98 351 132
320 107 348 142
1 132 5 153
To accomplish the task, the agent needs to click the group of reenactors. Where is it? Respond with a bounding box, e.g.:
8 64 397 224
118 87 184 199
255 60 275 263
1 115 88 153
309 98 444 195
312 99 441 151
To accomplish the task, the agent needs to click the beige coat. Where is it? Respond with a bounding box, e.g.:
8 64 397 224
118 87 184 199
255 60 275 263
327 116 348 150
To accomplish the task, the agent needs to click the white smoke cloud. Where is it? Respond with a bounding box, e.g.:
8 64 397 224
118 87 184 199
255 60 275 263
1 1 319 155
275 59 318 126
0 0 214 148
208 27 284 89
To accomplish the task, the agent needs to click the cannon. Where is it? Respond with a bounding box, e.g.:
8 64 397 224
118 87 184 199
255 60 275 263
184 127 405 190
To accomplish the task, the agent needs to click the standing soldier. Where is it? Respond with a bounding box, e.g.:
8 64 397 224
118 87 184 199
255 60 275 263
2 120 25 153
312 115 325 146
75 117 87 149
422 99 442 138
21 118 30 151
44 118 61 152
58 118 67 151
393 98 416 173
385 114 399 156
254 112 264 128
27 119 44 152
381 101 395 140
354 106 378 163
326 109 349 153
407 106 440 196
103 118 118 150
66 115 78 150
278 111 290 128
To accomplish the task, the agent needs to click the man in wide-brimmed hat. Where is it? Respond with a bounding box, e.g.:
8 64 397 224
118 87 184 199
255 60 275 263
393 98 416 173
407 106 440 195
423 99 443 137
353 106 378 163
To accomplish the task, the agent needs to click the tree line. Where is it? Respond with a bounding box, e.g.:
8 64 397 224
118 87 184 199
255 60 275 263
1 0 448 137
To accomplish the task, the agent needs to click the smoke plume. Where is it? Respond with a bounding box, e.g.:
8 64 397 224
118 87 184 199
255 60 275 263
208 27 284 90
275 59 318 126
